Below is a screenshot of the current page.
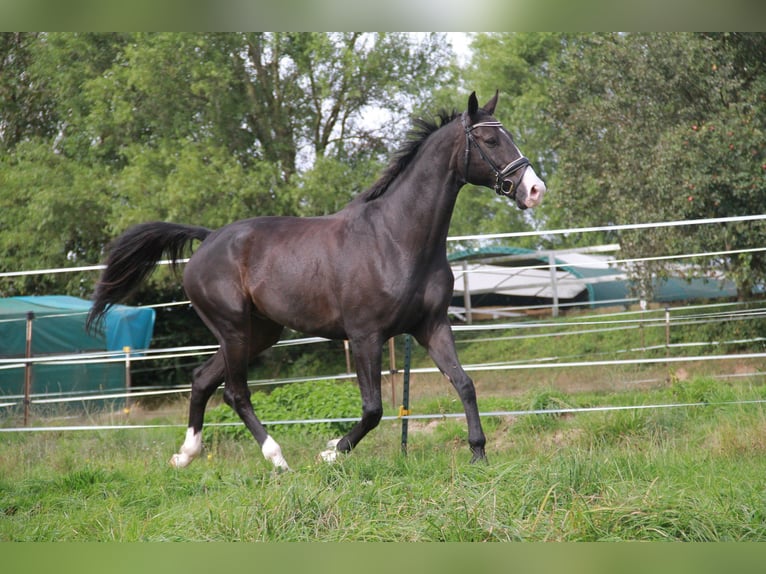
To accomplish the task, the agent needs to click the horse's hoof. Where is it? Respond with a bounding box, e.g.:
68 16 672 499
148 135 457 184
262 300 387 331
319 449 339 463
169 453 192 468
319 438 342 463
261 436 291 471
469 446 488 464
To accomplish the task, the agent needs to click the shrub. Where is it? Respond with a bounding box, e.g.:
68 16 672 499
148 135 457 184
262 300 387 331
206 379 360 440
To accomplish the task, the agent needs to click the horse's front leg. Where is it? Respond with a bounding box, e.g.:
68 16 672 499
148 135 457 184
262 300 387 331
320 334 383 462
415 316 487 463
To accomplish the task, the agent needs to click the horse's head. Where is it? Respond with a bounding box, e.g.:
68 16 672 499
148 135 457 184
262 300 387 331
460 91 546 210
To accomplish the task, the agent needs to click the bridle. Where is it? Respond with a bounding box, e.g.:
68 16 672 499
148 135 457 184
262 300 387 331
461 114 530 199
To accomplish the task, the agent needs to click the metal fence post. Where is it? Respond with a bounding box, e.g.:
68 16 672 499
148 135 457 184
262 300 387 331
400 334 412 456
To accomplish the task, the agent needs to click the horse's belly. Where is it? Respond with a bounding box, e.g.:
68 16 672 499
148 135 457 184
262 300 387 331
250 284 346 339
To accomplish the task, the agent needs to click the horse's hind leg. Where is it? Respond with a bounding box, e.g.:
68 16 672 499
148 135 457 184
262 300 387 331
170 312 286 470
219 319 289 471
192 298 288 471
170 350 226 468
321 334 384 462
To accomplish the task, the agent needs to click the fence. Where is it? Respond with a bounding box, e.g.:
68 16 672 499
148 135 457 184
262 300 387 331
2 214 766 443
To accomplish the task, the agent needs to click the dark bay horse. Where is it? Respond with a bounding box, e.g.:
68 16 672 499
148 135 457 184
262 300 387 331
87 91 546 470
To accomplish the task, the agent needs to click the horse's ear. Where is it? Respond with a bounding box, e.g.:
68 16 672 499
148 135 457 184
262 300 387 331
482 90 499 115
467 91 479 116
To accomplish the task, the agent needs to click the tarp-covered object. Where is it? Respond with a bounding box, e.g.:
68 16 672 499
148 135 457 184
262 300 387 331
449 247 738 310
0 296 155 397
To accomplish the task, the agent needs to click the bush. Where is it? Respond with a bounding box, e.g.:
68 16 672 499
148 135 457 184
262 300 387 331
206 379 360 440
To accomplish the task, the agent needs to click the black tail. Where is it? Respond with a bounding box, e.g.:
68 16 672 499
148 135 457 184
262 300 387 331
86 221 212 333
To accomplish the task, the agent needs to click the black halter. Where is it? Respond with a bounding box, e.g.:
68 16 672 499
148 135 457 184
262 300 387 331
461 114 530 198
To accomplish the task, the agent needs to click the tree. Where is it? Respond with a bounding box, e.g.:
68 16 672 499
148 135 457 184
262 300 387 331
0 33 455 279
0 141 111 296
545 33 766 298
0 33 459 384
0 33 57 152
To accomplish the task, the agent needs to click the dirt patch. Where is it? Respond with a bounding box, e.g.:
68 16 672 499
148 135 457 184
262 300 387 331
406 420 442 434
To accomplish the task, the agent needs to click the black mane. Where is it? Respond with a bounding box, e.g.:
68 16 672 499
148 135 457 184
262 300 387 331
357 109 459 202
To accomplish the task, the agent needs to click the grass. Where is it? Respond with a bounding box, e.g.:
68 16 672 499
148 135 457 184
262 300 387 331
4 303 766 541
3 377 766 541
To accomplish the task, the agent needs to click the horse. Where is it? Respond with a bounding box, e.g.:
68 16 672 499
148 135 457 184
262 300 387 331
86 91 546 470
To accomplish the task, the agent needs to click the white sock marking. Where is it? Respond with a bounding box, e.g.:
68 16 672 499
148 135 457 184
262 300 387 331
169 427 202 468
319 438 342 463
261 435 290 471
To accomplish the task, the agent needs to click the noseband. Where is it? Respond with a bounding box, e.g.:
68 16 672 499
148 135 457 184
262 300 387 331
462 114 530 198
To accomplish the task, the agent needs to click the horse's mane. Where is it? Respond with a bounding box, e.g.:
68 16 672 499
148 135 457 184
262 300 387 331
355 109 460 203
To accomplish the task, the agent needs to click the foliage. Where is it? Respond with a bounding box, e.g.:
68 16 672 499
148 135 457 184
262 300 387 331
206 379 361 440
0 141 112 296
0 32 455 295
0 33 458 385
543 33 766 297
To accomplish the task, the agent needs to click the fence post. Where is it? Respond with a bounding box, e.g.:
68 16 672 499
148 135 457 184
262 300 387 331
23 311 34 426
548 253 559 318
388 338 397 408
123 346 132 413
400 334 412 456
665 306 671 357
343 340 351 373
664 306 672 378
462 260 472 324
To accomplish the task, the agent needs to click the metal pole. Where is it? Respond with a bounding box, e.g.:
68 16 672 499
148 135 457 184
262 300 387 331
400 334 412 456
388 338 397 408
23 311 34 426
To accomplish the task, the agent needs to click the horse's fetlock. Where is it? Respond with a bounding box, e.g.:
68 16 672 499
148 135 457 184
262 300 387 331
363 405 383 424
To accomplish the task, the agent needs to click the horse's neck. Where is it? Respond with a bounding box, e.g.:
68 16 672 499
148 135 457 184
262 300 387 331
374 133 462 251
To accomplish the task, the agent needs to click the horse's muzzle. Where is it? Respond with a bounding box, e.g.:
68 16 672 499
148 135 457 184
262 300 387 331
516 167 546 209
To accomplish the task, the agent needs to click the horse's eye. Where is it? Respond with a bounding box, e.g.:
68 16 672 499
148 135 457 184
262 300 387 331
485 137 498 148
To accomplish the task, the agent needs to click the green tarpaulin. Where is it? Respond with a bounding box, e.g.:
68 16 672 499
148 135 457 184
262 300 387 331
0 296 155 398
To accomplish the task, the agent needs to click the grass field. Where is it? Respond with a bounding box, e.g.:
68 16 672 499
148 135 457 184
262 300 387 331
4 374 766 541
4 303 766 542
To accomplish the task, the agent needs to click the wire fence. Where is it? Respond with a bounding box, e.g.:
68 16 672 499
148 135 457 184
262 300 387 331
2 215 766 433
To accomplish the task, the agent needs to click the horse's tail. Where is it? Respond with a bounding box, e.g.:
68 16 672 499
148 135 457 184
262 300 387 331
86 221 212 333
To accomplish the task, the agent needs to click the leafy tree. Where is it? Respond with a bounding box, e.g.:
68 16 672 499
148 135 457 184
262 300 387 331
0 33 454 278
545 33 766 298
0 33 57 152
0 32 459 384
0 141 112 296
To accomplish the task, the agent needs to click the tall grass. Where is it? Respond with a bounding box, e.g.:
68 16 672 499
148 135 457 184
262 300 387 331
3 378 766 541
